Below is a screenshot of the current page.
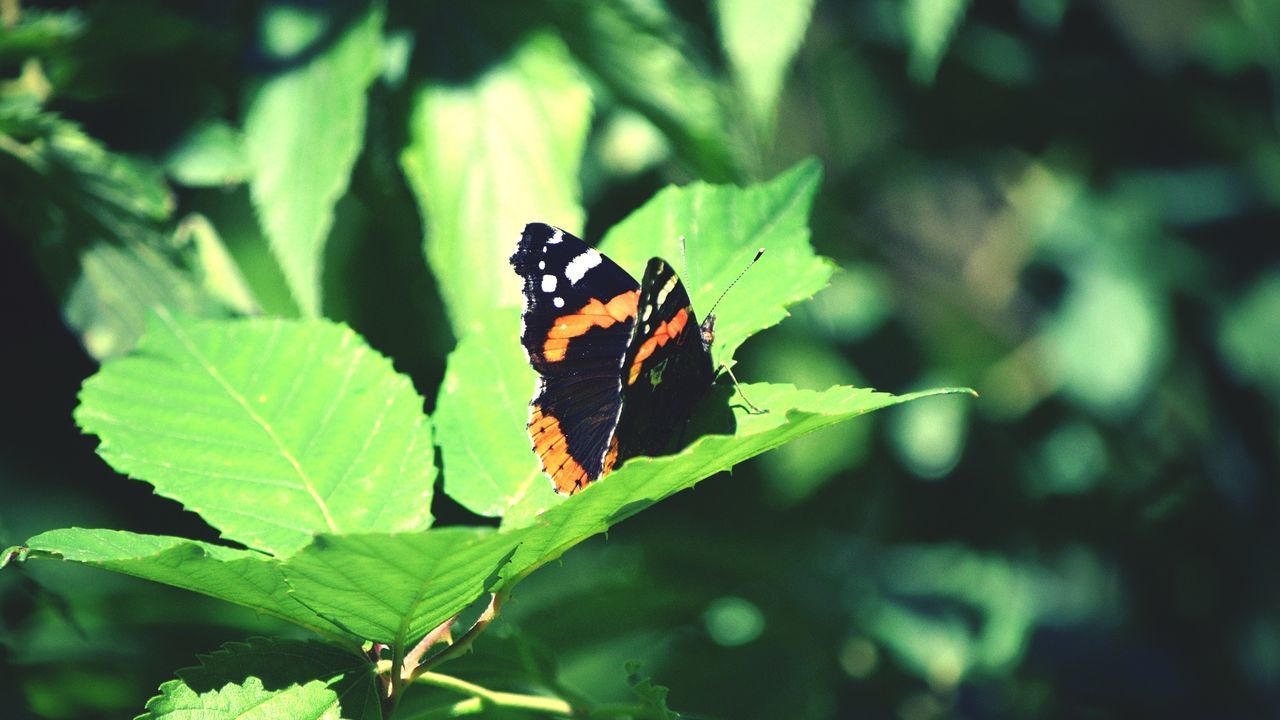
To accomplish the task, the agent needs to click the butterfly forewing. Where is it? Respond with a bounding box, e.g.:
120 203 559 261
510 223 639 493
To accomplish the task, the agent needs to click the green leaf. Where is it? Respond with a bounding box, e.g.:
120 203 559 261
624 661 679 720
16 528 347 638
903 0 971 84
143 676 340 720
433 312 546 519
549 0 740 180
16 527 524 647
401 30 591 335
281 528 525 644
0 9 84 61
500 384 975 582
0 104 251 359
65 240 238 360
140 638 379 720
244 1 385 317
600 158 830 366
715 0 816 133
75 312 435 556
165 120 251 187
174 214 262 317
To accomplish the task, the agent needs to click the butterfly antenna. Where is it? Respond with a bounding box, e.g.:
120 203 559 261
679 236 690 285
705 247 765 318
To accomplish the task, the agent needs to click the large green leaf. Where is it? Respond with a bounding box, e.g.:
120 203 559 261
11 526 525 647
75 311 435 556
599 158 830 365
140 638 379 720
499 384 975 583
10 528 345 638
436 160 830 518
282 528 526 644
549 0 740 180
401 30 591 335
433 312 543 519
715 0 815 134
244 1 384 317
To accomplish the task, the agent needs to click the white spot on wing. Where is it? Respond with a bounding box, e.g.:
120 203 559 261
564 249 602 284
656 273 678 306
547 229 564 244
541 274 558 292
553 297 565 308
538 260 545 270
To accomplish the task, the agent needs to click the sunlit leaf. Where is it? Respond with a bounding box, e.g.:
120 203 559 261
903 0 970 83
165 120 251 188
715 0 815 133
11 528 345 638
139 638 379 720
401 30 590 335
244 1 384 317
75 312 435 556
600 158 830 366
281 528 526 644
499 384 975 582
13 526 525 648
434 312 542 519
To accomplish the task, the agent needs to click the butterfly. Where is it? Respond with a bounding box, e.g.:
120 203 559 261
510 222 743 494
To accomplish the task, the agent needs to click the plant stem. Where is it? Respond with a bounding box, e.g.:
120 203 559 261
402 613 456 677
412 591 504 676
413 671 575 716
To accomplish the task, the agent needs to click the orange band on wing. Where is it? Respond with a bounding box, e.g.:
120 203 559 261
541 290 639 362
528 405 592 494
626 308 690 385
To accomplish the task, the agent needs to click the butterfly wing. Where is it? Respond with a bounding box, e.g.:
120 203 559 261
510 222 640 493
613 258 716 463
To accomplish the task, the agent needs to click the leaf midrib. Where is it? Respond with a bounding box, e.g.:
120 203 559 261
154 309 340 536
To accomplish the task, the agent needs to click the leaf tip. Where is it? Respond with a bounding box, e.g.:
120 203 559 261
1 544 29 568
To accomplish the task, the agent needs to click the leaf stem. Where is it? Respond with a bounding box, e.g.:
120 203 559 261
413 671 574 716
402 613 457 676
412 591 504 676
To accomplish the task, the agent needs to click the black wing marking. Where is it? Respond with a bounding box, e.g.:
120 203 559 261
510 223 640 492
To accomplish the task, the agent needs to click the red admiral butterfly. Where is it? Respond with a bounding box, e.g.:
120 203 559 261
510 222 755 494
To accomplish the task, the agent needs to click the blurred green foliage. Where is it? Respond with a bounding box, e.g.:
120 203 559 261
2 0 1279 718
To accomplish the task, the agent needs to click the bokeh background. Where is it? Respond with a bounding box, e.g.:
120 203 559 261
3 0 1280 718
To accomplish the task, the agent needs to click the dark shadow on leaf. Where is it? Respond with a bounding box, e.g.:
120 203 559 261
607 499 657 527
680 382 738 448
177 637 378 719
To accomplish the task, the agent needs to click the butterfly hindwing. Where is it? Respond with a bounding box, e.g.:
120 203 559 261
510 223 640 493
613 258 716 463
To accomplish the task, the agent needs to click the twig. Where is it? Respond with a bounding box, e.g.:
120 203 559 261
412 591 504 677
413 672 574 716
402 613 457 678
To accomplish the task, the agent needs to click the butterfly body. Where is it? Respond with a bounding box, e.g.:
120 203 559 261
510 222 715 494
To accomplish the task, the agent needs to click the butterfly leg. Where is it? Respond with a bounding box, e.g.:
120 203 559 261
716 363 767 414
